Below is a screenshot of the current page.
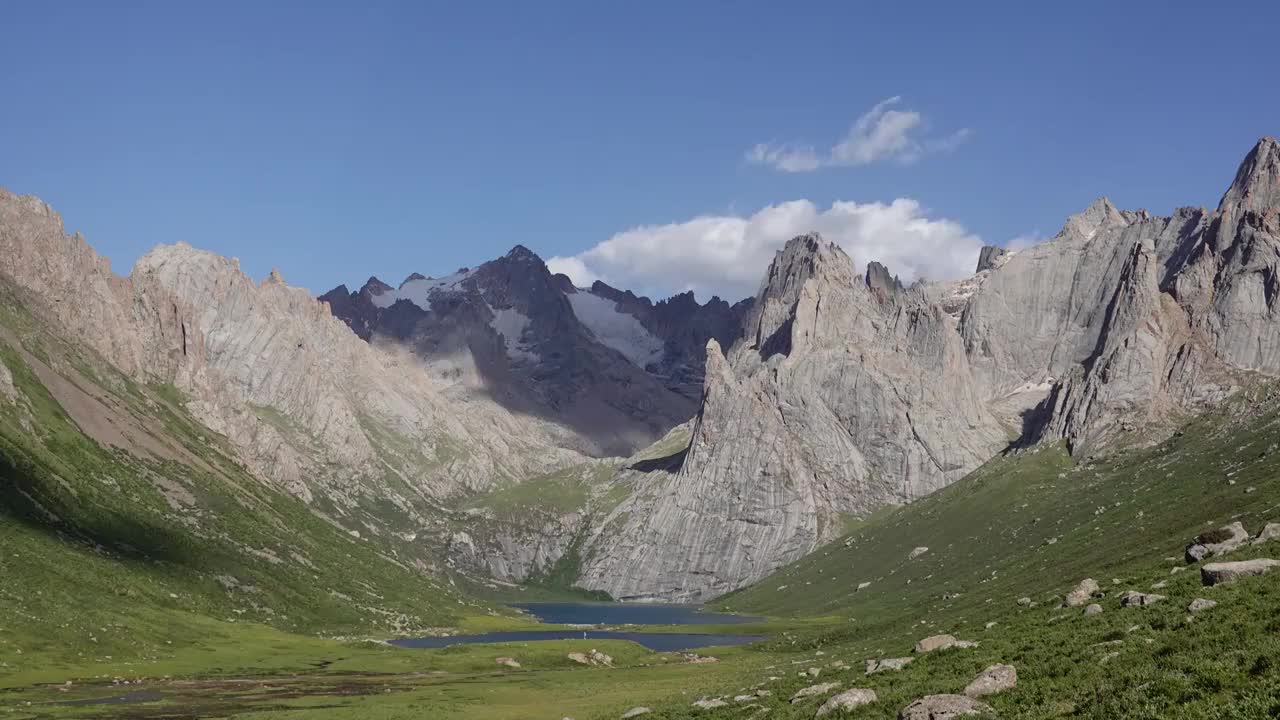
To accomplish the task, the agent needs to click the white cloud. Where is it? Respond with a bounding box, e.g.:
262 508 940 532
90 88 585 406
1006 233 1045 251
549 198 985 301
747 97 971 172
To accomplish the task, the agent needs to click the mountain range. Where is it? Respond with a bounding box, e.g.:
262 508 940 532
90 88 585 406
2 137 1278 609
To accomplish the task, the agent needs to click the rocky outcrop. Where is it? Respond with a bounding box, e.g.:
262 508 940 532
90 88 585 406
0 190 207 390
975 245 1009 273
0 356 15 401
1201 559 1280 585
1065 578 1100 607
967 138 1280 454
964 664 1017 697
580 234 1008 601
581 138 1280 601
899 694 992 720
816 688 877 716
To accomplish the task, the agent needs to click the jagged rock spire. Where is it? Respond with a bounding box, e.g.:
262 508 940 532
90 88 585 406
1219 136 1280 213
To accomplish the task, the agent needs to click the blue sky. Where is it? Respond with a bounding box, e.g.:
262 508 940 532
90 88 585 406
2 1 1278 300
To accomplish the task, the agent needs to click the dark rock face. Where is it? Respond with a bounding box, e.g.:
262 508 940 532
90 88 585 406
319 247 735 456
975 245 1008 272
582 280 753 400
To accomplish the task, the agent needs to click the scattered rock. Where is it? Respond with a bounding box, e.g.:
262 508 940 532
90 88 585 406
1253 523 1280 546
1150 580 1167 589
621 708 651 719
692 698 727 709
1188 598 1218 613
1185 522 1250 563
791 682 841 703
682 653 718 664
1120 591 1165 607
914 634 977 653
816 688 877 716
1065 578 1100 607
909 547 930 560
899 694 993 720
865 657 914 674
567 649 614 667
857 581 872 591
1083 603 1103 616
964 664 1017 697
1201 559 1280 585
495 656 521 668
1016 597 1033 607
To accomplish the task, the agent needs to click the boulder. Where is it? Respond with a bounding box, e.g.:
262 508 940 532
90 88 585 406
1185 522 1250 563
791 683 842 703
621 709 651 719
816 688 878 716
899 694 993 719
909 547 930 560
1253 523 1280 546
691 698 727 709
495 656 521 668
1083 603 1104 616
913 634 977 653
1201 559 1280 585
964 664 1017 697
1065 578 1099 607
1188 598 1217 613
866 657 914 674
1120 590 1165 607
1016 597 1033 607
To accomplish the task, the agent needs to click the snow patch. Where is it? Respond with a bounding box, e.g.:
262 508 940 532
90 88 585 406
489 305 537 361
566 291 665 368
370 270 474 310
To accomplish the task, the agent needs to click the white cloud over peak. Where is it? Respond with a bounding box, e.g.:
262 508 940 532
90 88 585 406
747 97 971 172
548 198 985 301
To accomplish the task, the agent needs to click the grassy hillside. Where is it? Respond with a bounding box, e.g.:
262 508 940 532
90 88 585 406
0 295 488 686
658 381 1280 718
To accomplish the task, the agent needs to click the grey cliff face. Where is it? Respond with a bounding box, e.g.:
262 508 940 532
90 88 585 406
0 193 585 583
581 235 1008 601
582 138 1280 601
4 137 1279 605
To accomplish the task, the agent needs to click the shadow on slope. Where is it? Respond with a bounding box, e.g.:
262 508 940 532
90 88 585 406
0 440 207 569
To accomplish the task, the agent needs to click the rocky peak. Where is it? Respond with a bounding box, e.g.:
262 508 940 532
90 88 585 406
975 245 1009 273
402 272 427 285
1219 136 1280 214
590 280 649 308
504 244 541 263
1062 196 1130 241
748 233 857 357
864 261 903 302
362 276 393 294
551 273 577 293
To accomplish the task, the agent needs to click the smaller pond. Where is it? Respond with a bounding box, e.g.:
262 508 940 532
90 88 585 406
389 630 763 652
511 602 761 626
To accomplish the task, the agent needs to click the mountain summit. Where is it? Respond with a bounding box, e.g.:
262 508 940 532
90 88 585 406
320 246 750 455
